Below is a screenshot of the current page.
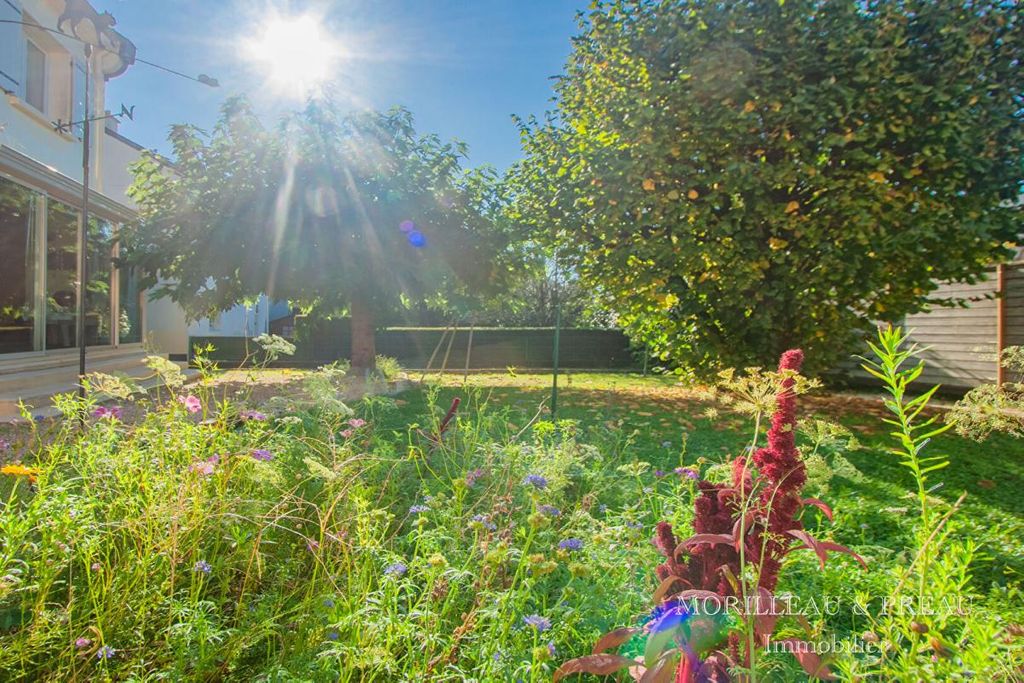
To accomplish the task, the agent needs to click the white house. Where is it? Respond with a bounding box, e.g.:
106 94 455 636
0 0 195 415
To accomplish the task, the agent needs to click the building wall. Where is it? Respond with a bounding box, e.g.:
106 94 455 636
101 127 142 205
0 0 106 188
1004 266 1024 350
903 278 999 389
144 294 188 357
188 297 270 339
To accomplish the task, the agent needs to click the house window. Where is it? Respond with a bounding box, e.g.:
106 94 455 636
85 216 114 346
0 176 40 354
0 175 125 356
25 39 46 113
118 265 142 344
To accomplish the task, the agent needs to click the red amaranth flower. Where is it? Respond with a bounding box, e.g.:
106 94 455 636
560 349 864 683
653 349 807 597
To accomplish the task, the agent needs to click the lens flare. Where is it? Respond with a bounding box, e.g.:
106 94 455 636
408 231 427 248
399 219 416 233
641 598 735 669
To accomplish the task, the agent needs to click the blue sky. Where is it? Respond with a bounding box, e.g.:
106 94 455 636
93 0 587 170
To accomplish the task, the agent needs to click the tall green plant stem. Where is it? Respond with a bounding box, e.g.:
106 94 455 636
861 326 953 600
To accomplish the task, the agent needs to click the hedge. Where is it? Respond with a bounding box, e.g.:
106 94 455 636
189 325 638 370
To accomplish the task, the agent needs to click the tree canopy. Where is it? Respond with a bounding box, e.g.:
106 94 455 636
126 98 518 368
512 0 1022 374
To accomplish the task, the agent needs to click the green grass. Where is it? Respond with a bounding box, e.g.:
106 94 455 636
386 372 1024 600
1 368 1021 681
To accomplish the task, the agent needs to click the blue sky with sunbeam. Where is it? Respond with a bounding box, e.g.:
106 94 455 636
93 0 587 171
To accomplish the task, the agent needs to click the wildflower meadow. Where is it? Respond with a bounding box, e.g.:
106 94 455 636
1 329 1022 681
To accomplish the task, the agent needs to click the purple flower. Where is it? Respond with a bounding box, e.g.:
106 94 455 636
323 597 335 608
193 560 212 574
675 467 699 480
522 614 551 632
465 468 486 487
523 474 548 490
539 505 561 517
558 538 583 553
96 645 115 660
250 449 273 462
241 409 267 421
0 438 9 451
178 394 202 413
384 562 407 578
409 504 429 515
306 539 320 552
326 630 340 641
92 406 122 420
472 514 497 531
75 637 92 649
626 520 644 530
547 642 557 657
654 470 666 478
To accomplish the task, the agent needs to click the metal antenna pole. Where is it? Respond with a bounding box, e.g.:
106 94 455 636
77 45 92 400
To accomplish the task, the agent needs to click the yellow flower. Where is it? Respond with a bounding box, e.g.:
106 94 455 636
1 464 39 483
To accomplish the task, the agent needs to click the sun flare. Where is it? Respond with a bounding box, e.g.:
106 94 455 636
247 14 341 99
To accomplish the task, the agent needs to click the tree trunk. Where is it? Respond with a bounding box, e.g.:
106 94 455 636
350 294 376 373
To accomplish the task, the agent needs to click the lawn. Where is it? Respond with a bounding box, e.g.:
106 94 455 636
1 364 1022 681
383 371 1024 597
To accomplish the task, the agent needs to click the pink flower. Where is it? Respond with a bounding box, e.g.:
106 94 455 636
189 454 219 476
178 395 202 413
75 637 92 649
92 406 122 420
340 429 354 439
348 418 366 428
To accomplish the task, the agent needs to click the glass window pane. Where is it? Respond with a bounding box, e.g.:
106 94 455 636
45 199 79 350
118 265 142 344
86 216 113 346
0 177 38 354
25 40 45 113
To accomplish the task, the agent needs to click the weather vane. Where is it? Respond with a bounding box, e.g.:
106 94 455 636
53 103 136 136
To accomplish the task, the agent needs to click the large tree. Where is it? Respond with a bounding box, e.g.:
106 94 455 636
512 0 1022 375
126 98 516 370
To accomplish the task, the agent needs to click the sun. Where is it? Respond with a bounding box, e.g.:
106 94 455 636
247 14 341 99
